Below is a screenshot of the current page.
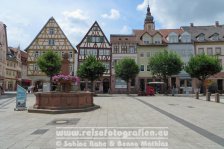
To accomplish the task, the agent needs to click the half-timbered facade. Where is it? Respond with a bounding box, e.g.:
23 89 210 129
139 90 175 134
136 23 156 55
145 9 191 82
77 21 112 93
25 17 76 90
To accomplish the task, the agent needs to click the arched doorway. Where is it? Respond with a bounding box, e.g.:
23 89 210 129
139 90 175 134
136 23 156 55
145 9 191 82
103 78 110 93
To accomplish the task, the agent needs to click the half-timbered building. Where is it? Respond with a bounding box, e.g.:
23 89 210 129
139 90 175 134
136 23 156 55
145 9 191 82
77 21 112 93
25 17 76 90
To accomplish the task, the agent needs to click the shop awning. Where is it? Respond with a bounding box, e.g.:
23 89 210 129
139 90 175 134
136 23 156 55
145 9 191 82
22 79 32 83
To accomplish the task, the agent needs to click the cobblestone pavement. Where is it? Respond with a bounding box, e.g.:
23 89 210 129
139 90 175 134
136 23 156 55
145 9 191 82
0 94 224 149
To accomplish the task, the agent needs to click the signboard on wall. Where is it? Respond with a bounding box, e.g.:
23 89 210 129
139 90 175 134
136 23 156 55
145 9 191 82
115 78 127 88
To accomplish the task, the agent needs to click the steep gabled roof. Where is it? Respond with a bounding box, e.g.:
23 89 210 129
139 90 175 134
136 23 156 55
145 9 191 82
76 21 111 48
159 29 184 38
25 17 76 52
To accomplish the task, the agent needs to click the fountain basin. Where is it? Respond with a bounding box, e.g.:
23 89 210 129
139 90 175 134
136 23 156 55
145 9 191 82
28 91 100 114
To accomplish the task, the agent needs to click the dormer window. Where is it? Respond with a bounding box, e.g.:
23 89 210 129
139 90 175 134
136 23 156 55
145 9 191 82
197 34 205 41
168 33 178 43
142 33 151 45
181 35 191 43
210 33 219 41
154 36 162 44
144 40 150 44
155 40 161 44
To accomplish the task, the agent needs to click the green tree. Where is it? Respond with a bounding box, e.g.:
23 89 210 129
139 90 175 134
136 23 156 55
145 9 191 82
115 57 139 94
37 50 61 90
185 54 222 94
149 50 183 94
77 55 106 92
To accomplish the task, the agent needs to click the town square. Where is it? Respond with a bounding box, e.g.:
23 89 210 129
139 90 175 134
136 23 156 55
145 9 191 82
1 0 224 148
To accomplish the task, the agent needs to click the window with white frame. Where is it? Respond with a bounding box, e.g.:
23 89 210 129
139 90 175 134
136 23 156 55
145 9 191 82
198 48 204 54
69 51 73 58
211 33 219 41
86 49 97 56
49 28 54 35
147 52 150 57
48 39 55 45
104 63 110 73
99 49 110 55
113 46 119 53
34 64 38 71
168 35 178 43
144 40 150 44
140 65 144 71
147 65 150 71
197 34 205 41
143 35 150 45
215 47 221 55
80 49 85 55
129 46 135 54
154 37 161 44
34 51 39 58
207 48 213 55
121 46 127 53
140 52 144 57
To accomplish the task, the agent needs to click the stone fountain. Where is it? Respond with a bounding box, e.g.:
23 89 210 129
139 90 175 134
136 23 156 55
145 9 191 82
28 53 100 114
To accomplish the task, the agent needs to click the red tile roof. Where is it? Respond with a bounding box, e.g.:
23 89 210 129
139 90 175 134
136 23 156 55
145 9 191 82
110 35 137 44
159 29 184 38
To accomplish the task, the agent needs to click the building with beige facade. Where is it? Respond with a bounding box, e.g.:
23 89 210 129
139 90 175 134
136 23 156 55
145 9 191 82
0 22 8 94
5 47 22 91
135 5 168 92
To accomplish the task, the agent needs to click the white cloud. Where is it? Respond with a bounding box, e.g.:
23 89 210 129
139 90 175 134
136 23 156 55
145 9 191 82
137 0 148 11
0 12 31 49
120 25 130 34
58 9 92 46
137 0 224 29
101 9 120 20
62 9 88 21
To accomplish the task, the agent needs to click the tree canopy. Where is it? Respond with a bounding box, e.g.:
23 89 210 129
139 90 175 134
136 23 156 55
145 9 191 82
37 50 62 90
37 50 62 77
115 57 139 93
77 55 106 92
149 50 183 93
185 54 222 81
185 54 222 94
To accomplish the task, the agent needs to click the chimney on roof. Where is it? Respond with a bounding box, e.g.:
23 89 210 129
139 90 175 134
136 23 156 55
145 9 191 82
190 23 194 27
215 21 219 27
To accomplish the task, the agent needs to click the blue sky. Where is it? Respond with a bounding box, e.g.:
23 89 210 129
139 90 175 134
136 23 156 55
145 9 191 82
0 0 224 50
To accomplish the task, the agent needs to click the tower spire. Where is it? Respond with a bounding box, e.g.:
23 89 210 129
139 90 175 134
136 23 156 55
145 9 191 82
144 4 155 31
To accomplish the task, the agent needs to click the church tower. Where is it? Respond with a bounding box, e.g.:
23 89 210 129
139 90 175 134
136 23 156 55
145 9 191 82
144 5 155 31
